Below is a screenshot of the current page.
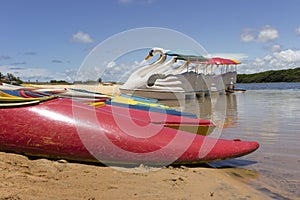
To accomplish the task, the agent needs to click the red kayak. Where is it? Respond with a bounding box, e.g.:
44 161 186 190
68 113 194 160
0 98 259 165
0 88 215 135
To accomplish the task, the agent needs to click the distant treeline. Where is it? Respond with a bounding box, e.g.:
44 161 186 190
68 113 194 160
0 72 23 84
49 80 71 85
237 67 300 83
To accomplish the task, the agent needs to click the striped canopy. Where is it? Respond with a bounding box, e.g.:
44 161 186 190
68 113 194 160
165 50 208 62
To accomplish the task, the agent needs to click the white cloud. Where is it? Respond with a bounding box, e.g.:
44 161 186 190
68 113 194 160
240 33 255 42
0 65 81 82
240 28 255 42
71 31 94 44
0 65 54 81
61 69 78 82
106 61 116 68
101 60 147 82
257 26 279 42
241 25 279 43
273 49 300 63
238 49 300 74
296 27 300 35
269 44 281 52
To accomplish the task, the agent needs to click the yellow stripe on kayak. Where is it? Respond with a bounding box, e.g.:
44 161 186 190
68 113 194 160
86 101 106 107
112 96 169 108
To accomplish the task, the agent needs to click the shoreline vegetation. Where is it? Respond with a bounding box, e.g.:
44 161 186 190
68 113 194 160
237 67 300 83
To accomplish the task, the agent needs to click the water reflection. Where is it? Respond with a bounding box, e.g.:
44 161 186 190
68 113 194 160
159 93 238 129
213 90 299 200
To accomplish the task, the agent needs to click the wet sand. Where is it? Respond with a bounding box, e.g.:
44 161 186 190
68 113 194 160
0 84 270 199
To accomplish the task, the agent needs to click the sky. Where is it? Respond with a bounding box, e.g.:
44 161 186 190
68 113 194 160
1 0 300 82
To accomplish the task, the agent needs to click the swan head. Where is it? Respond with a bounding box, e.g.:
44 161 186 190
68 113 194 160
145 47 166 60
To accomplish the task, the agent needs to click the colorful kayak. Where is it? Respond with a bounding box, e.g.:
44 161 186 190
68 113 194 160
56 88 110 99
0 88 213 135
0 89 214 135
0 84 110 100
106 100 197 118
0 95 55 102
0 98 259 165
0 89 48 98
107 95 199 118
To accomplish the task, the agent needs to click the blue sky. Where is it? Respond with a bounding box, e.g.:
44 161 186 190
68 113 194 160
1 0 300 82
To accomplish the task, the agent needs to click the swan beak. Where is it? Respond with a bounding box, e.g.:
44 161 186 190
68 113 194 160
144 54 152 60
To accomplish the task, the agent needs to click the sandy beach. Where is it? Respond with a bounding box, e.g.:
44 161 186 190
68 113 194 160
0 152 269 200
0 84 270 199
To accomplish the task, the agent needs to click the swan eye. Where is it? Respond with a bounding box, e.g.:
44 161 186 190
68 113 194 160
149 50 154 56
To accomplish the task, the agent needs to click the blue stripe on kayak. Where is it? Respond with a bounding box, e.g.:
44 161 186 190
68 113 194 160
70 88 104 95
0 89 22 97
120 94 158 103
105 100 197 118
23 91 45 97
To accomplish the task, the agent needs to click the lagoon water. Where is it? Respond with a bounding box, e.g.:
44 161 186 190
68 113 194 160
161 82 300 200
